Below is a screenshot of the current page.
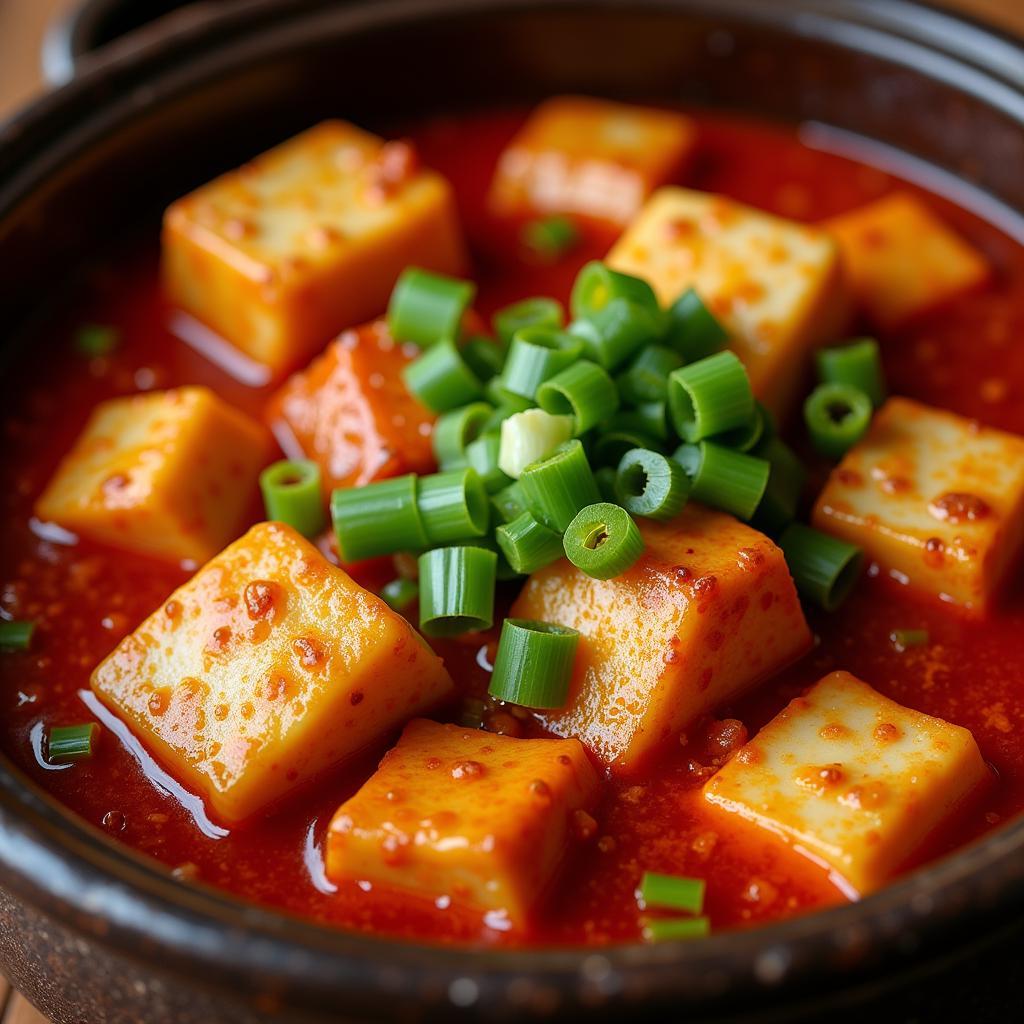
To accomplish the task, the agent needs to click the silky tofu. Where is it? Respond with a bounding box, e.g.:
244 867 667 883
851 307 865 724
265 319 436 492
813 397 1024 614
607 187 849 416
704 671 989 895
91 523 453 824
825 192 989 328
163 121 467 380
326 720 600 923
489 97 696 225
35 387 270 566
510 506 812 774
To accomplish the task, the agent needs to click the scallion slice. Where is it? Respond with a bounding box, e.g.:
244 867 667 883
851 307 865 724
752 436 807 534
491 480 529 524
432 402 493 467
778 522 863 611
668 350 754 442
487 618 579 710
673 441 770 521
642 917 711 942
890 628 929 652
664 288 728 362
568 298 661 371
520 439 601 532
594 466 619 503
465 433 513 493
461 337 505 382
418 546 496 636
75 324 120 358
714 402 766 453
536 360 619 435
615 448 691 521
0 620 34 651
48 723 99 763
803 383 873 460
592 420 661 470
259 459 326 538
564 502 644 580
522 215 579 261
636 872 705 914
495 511 565 575
499 326 583 402
570 261 660 322
617 345 683 405
387 267 475 347
381 578 419 612
331 474 427 561
402 337 483 412
817 338 885 408
498 408 574 479
492 297 564 348
417 467 490 544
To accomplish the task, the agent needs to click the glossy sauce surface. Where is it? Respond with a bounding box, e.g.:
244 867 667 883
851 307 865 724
1 109 1023 946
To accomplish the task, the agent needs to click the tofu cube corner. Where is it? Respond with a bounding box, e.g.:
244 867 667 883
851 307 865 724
824 192 990 328
510 505 812 774
704 671 989 895
265 319 436 491
489 97 697 225
163 120 467 380
813 397 1024 614
35 386 270 566
326 719 600 924
91 522 454 824
608 187 850 416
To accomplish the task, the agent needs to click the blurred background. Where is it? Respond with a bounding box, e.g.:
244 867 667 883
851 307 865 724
1 0 1024 121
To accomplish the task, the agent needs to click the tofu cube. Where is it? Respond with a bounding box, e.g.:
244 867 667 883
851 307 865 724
489 97 696 225
265 319 436 491
510 505 812 774
163 121 467 380
824 192 989 328
35 387 270 566
704 671 989 895
91 523 453 824
607 187 849 416
326 719 600 924
813 397 1024 614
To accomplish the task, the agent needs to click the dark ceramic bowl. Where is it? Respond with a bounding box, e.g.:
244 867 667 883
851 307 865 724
4 1 1024 1021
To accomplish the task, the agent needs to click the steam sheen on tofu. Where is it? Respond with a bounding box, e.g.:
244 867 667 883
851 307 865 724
35 386 270 565
326 720 600 924
704 671 989 895
813 397 1024 614
91 523 454 824
825 192 989 328
607 187 849 416
265 319 436 491
489 97 696 225
163 121 467 379
510 506 812 774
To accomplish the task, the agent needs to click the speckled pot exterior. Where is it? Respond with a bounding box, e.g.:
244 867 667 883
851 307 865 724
3 2 1024 1021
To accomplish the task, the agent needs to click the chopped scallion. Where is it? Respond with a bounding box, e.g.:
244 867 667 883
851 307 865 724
0 620 34 651
636 872 706 915
432 402 493 467
417 467 490 544
402 337 483 412
522 215 579 261
487 618 579 709
48 723 99 763
642 916 711 942
331 474 427 562
615 448 691 521
492 297 564 348
664 288 727 363
803 382 873 460
563 502 644 580
536 359 619 436
568 298 661 371
380 578 419 612
495 511 565 575
570 261 660 322
418 546 496 636
617 345 683 405
499 326 582 402
816 338 885 408
673 441 770 521
259 460 326 538
520 439 601 532
75 324 119 358
890 628 929 652
778 522 863 612
465 433 513 493
668 350 754 443
387 267 475 348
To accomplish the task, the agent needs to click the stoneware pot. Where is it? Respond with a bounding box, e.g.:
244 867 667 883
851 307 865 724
3 1 1024 1021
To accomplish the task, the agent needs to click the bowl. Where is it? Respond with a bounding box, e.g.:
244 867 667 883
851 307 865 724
3 1 1024 1021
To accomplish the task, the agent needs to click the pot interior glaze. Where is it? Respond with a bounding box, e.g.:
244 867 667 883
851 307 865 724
2 2 1024 1022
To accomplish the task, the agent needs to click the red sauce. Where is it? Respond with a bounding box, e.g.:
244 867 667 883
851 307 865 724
2 108 1024 946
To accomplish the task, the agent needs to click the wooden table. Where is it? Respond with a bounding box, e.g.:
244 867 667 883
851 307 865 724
1 0 1023 1021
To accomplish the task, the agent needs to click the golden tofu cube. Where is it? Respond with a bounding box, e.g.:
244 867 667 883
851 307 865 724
265 319 436 492
607 187 849 416
326 719 599 924
510 506 812 774
91 523 453 824
824 192 989 328
489 96 696 225
813 397 1024 614
704 671 989 895
35 387 270 566
163 122 467 380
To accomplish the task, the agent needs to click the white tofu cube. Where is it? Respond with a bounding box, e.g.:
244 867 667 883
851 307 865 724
813 397 1024 614
704 671 989 895
607 187 849 416
164 121 467 380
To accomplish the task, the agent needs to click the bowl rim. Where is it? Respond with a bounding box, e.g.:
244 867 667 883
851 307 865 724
4 0 1024 1015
